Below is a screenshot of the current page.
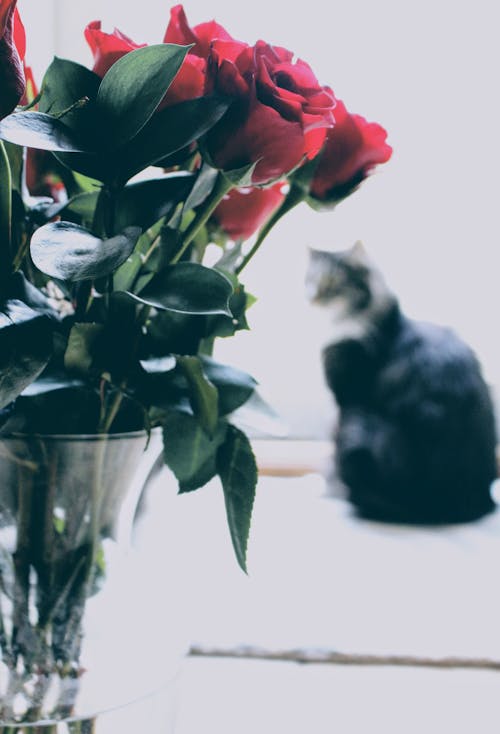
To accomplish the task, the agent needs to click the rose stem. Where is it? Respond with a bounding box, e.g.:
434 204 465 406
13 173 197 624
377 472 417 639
170 171 233 264
0 141 12 273
54 436 108 673
34 441 57 633
235 184 305 275
12 457 36 666
98 304 151 434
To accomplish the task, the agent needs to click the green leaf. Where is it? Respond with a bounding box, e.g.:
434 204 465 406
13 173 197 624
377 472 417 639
53 150 110 183
40 57 100 111
158 222 183 262
0 300 54 409
60 190 99 222
114 173 194 231
177 355 219 437
3 140 23 193
163 411 227 492
216 425 257 573
113 218 164 292
140 355 176 373
146 309 207 355
96 44 190 148
132 363 189 414
64 323 105 374
21 373 85 397
59 174 193 233
30 221 141 281
12 384 104 434
126 262 233 316
114 96 230 183
54 96 230 185
221 161 258 187
0 112 90 152
290 156 320 194
73 170 102 193
182 162 219 213
203 277 252 340
6 271 58 317
39 57 101 138
200 356 257 415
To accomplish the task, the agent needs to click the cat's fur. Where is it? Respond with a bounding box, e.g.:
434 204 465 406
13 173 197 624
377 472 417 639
306 242 498 523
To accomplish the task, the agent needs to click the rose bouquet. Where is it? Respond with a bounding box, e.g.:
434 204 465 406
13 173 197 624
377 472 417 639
0 0 391 724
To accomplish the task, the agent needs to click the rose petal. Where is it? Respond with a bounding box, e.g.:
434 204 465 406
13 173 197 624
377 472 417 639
309 99 392 200
160 54 206 108
212 182 286 239
164 4 245 60
207 95 309 184
84 20 145 77
0 0 25 119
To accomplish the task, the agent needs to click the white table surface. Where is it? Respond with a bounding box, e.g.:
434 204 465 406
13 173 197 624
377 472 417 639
159 465 500 733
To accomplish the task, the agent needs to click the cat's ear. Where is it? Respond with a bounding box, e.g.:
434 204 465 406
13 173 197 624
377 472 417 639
349 241 370 264
307 245 325 262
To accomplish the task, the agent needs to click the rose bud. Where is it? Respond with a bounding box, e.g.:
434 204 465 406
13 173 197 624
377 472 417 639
211 182 286 240
0 1 25 119
305 99 392 205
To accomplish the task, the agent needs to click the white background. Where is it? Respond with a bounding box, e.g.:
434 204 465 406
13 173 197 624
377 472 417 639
18 0 500 437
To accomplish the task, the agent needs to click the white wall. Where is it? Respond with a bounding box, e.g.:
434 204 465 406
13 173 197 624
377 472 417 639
17 1 500 437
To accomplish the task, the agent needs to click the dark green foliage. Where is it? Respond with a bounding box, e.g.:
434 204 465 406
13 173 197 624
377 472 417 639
127 262 233 316
217 425 258 573
0 300 54 409
95 44 190 148
0 43 262 571
31 222 142 281
163 411 227 492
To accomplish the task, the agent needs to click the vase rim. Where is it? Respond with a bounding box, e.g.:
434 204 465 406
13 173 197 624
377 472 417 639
0 428 161 442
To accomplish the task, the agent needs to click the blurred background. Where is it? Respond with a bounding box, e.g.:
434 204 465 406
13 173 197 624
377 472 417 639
18 0 500 438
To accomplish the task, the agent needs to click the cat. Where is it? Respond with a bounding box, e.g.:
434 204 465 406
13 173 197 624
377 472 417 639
306 242 498 524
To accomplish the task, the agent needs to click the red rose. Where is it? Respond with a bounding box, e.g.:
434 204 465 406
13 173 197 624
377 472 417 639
164 4 245 62
205 41 334 185
163 6 335 185
84 20 205 107
0 1 25 119
308 99 392 202
212 182 286 240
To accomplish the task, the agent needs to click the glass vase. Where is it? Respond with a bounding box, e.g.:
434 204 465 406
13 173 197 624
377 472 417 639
0 431 187 732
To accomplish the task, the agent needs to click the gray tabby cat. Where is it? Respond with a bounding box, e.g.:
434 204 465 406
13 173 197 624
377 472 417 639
306 242 498 523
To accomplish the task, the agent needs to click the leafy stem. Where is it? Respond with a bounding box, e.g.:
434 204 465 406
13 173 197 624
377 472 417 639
171 171 233 264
